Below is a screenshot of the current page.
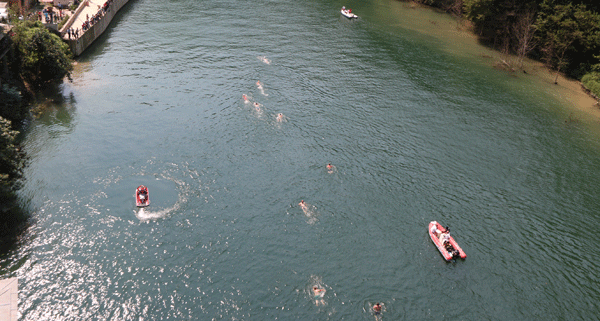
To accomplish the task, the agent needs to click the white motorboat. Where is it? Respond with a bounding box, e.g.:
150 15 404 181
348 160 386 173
341 7 358 19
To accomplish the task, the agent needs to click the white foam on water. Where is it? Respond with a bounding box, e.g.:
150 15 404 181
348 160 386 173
257 56 271 65
135 200 181 221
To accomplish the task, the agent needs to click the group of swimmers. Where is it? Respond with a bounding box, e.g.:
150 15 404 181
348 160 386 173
298 164 335 210
311 286 383 315
242 78 286 122
249 56 386 315
303 163 384 316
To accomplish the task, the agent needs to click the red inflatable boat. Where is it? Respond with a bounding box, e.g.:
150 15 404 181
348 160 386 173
136 185 150 207
429 221 466 261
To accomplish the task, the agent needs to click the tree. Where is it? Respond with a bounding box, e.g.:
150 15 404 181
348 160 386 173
535 2 600 82
11 20 73 86
0 116 23 211
0 84 24 123
0 115 27 246
513 8 537 70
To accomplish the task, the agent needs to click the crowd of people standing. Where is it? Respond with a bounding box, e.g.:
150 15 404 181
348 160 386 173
63 0 114 40
38 6 67 24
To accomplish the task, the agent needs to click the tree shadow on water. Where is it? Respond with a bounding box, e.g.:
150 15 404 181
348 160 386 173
0 195 30 272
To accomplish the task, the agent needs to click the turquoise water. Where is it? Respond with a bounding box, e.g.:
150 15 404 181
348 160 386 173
3 0 600 319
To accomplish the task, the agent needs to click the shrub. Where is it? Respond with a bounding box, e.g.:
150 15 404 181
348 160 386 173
582 72 600 98
11 20 73 85
0 85 24 123
58 14 70 29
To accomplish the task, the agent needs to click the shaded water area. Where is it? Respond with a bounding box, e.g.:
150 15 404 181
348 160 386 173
2 0 600 319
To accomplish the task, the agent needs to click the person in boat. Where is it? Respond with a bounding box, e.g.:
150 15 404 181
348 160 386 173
430 223 441 237
373 303 382 315
452 249 460 258
443 238 460 258
138 186 147 202
443 240 453 251
439 230 450 244
438 225 450 241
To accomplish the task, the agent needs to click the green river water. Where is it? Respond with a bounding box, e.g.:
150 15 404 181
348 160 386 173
2 0 600 319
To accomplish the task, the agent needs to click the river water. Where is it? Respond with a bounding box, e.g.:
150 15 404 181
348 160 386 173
3 0 600 319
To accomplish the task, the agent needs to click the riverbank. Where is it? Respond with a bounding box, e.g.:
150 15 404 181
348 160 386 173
386 1 600 122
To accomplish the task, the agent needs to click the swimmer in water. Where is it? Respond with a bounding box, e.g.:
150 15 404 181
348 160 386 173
327 163 334 173
312 285 326 306
276 113 284 122
373 303 382 315
312 286 325 298
256 81 268 96
257 56 271 65
299 200 308 210
242 94 249 103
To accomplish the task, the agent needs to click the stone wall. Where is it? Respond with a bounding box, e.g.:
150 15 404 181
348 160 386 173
63 0 130 56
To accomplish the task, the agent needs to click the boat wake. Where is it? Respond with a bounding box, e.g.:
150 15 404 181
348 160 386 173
135 201 181 221
133 176 189 222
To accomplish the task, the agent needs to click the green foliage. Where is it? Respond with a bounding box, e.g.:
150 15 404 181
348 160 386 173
57 14 70 30
534 1 600 78
423 0 600 78
0 85 24 123
463 0 495 30
0 116 23 212
0 116 26 232
0 117 22 180
581 72 600 97
11 20 73 85
7 2 21 22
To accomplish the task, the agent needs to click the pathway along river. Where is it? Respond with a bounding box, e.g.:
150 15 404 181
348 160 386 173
3 0 600 319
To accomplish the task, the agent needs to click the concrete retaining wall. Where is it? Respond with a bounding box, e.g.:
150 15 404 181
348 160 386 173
63 0 130 56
